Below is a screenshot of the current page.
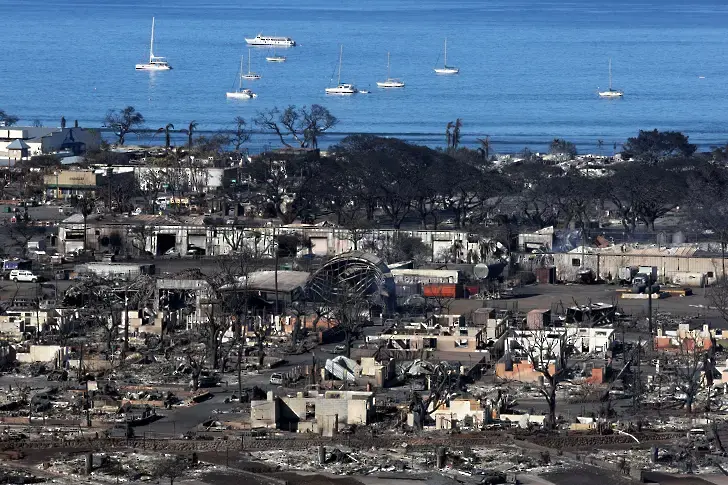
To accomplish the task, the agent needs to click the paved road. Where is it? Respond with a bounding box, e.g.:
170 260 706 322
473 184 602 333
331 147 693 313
451 283 722 323
141 390 235 436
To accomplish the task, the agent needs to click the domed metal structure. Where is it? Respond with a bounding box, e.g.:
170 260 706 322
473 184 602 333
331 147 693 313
307 251 395 310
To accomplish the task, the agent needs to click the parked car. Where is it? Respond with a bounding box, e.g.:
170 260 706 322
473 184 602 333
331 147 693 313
9 270 37 283
333 345 347 354
186 246 204 256
269 373 284 385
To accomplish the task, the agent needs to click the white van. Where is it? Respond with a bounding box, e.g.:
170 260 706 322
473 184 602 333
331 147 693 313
9 270 37 282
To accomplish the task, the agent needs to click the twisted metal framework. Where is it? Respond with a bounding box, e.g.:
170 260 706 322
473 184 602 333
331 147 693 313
307 251 394 309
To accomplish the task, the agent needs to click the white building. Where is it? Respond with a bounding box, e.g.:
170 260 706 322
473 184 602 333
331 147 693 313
506 326 615 363
0 126 100 159
135 166 224 193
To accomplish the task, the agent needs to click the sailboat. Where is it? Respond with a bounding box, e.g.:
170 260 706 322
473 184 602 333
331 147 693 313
377 52 405 88
135 17 172 71
241 49 261 80
598 59 623 98
226 56 257 99
266 49 286 62
325 45 357 95
434 38 458 75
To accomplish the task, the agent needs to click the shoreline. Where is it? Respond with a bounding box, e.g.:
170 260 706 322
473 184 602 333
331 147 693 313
95 128 723 156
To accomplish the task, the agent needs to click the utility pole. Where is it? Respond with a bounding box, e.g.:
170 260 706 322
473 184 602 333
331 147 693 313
274 227 279 316
633 337 641 412
648 273 654 350
123 286 129 354
107 166 113 213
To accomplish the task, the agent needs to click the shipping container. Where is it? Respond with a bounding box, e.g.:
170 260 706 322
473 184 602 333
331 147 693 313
526 309 551 329
423 283 463 299
534 267 556 284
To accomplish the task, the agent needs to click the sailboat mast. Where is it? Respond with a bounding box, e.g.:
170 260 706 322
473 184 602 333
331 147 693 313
387 52 391 79
149 17 156 62
444 38 447 67
338 45 343 85
248 49 251 74
608 58 612 90
239 56 244 91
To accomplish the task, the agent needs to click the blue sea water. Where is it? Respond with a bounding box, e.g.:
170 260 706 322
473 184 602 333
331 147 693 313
2 0 728 153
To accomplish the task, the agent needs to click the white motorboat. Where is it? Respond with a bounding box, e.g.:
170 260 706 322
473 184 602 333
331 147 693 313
241 49 261 80
326 83 358 95
245 34 296 47
376 52 405 88
135 17 172 71
326 45 358 95
434 38 458 75
598 59 624 98
226 56 257 99
266 54 286 62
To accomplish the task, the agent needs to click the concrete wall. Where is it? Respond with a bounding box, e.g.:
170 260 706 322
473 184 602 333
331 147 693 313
250 399 278 428
62 220 498 263
16 345 69 363
496 361 557 383
545 252 725 283
251 391 372 432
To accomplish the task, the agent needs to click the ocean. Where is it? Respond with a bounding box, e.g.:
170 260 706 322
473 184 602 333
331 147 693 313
2 0 728 153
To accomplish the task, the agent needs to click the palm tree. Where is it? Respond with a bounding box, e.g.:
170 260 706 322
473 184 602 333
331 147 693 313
154 123 175 150
181 120 198 148
477 135 491 161
597 139 604 157
452 118 462 150
445 121 453 149
75 197 96 251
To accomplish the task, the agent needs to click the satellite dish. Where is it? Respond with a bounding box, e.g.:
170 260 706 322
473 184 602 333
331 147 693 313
474 263 489 280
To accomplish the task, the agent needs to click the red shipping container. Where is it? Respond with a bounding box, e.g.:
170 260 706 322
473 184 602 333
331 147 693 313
535 267 556 284
423 283 463 299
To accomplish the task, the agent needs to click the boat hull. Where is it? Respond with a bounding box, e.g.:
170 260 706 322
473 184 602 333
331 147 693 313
598 91 624 98
241 74 261 80
377 81 405 88
434 68 458 75
136 64 172 71
226 91 257 99
245 38 295 47
326 83 357 95
266 57 286 62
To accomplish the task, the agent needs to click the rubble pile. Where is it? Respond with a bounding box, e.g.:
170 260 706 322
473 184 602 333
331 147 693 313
249 444 566 478
586 446 726 476
38 451 214 483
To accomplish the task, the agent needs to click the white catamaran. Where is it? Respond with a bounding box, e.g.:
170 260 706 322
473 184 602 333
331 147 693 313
226 56 257 99
241 49 261 80
434 38 458 75
598 59 624 98
135 17 172 71
326 45 357 95
377 52 405 88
